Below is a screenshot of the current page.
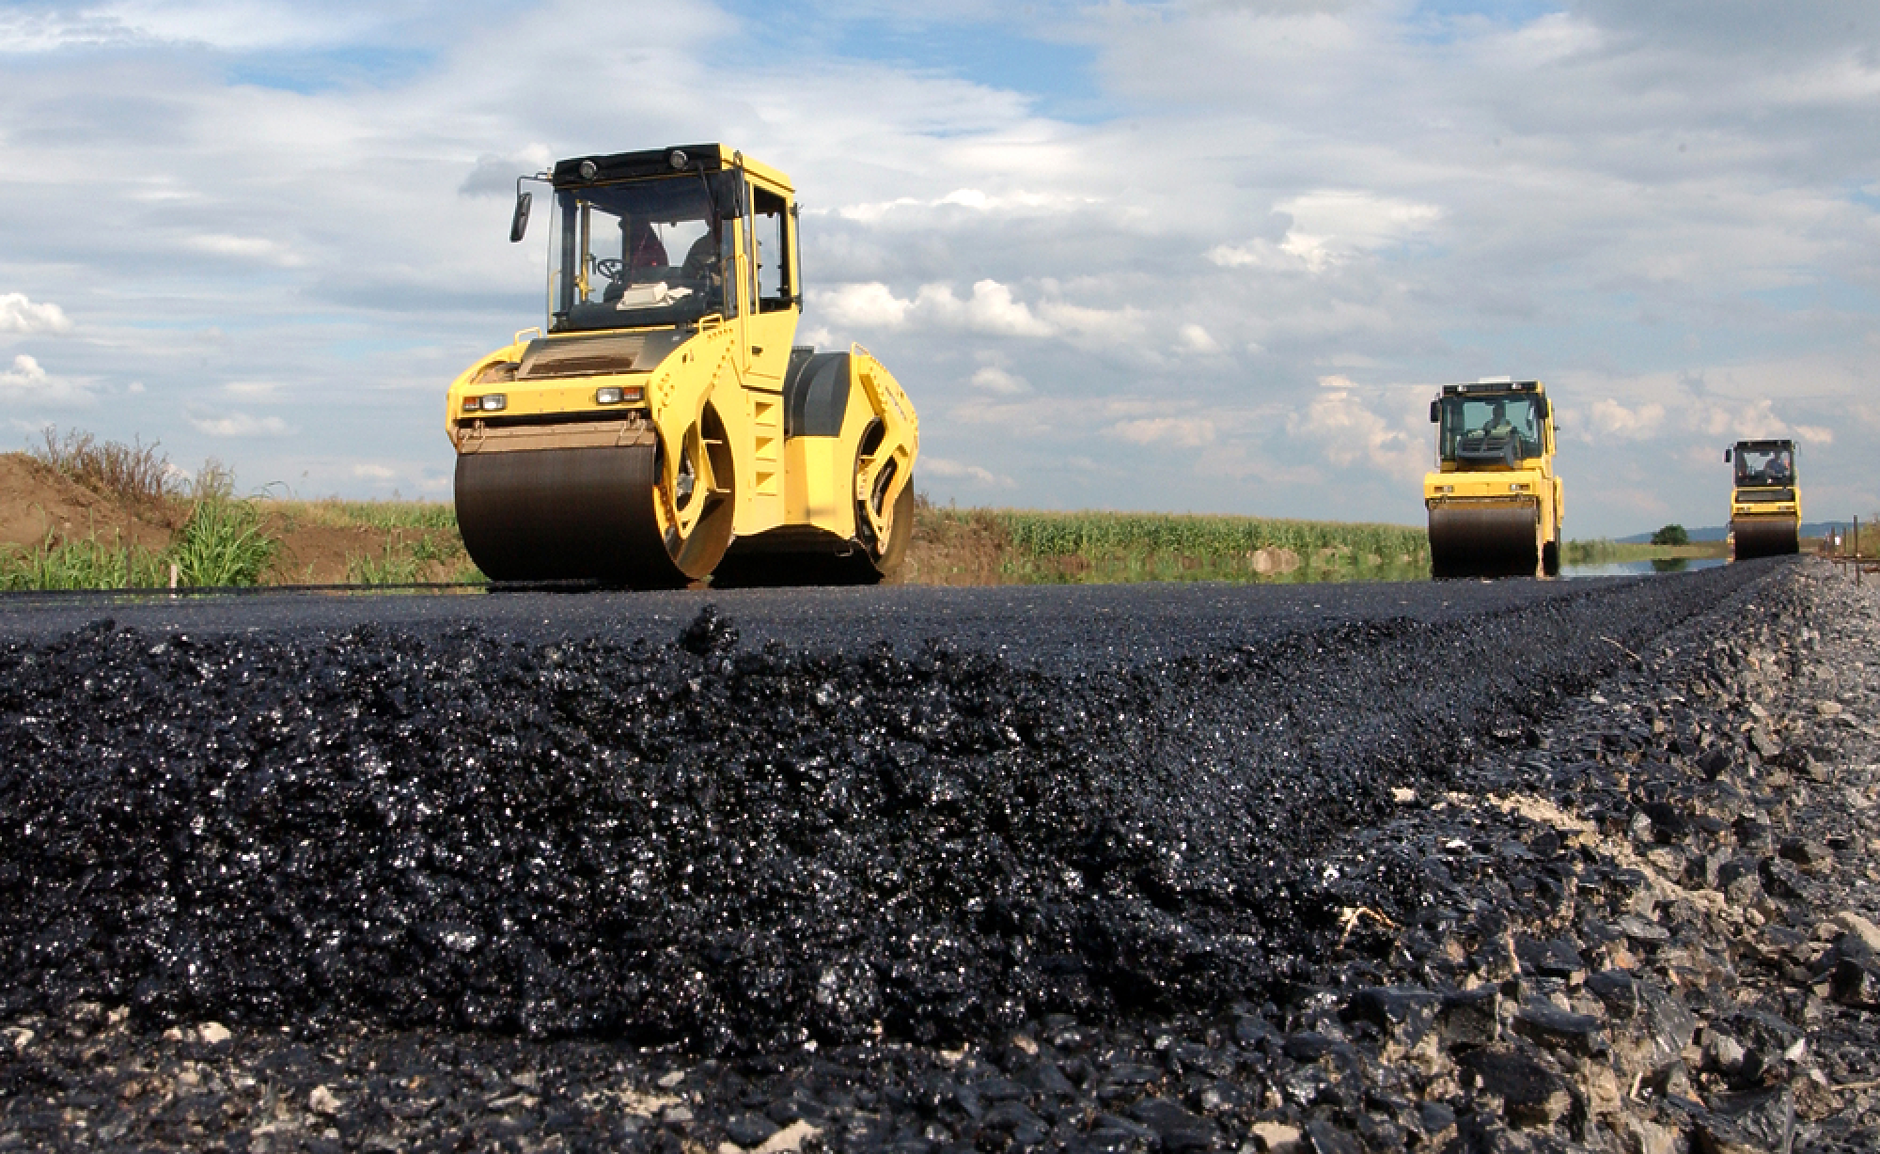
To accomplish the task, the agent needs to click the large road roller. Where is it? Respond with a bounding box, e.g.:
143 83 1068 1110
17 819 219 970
447 144 919 587
1724 439 1800 560
1423 379 1563 579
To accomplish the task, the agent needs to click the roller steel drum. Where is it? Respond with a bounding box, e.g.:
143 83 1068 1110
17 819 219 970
1429 502 1540 579
1731 517 1799 561
455 444 692 587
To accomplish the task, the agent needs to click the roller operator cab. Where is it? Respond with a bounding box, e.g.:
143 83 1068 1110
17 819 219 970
1724 439 1800 560
447 144 919 588
1423 379 1563 579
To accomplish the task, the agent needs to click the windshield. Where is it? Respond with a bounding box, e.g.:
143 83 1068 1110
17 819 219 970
1734 445 1793 487
548 173 738 333
1437 394 1543 464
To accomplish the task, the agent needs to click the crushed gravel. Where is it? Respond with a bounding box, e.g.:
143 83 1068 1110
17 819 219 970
2 558 1875 1153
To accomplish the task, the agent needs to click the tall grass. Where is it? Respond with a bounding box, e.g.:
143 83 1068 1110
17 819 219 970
0 530 170 591
31 427 181 506
169 496 278 586
278 499 458 531
920 507 1430 585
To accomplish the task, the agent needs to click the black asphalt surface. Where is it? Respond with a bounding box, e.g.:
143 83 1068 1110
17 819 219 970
4 558 1856 1152
0 570 1692 662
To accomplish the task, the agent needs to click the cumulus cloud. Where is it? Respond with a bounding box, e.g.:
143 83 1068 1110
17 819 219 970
1695 398 1833 445
1106 417 1217 448
185 235 305 267
0 293 73 336
1176 324 1221 354
1287 379 1427 482
919 456 1009 486
0 354 91 404
1584 397 1668 441
969 365 1031 395
190 412 292 437
814 280 1067 338
835 188 1095 223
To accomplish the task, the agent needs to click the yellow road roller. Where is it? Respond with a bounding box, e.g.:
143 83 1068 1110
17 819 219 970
1423 379 1563 579
1724 439 1800 560
447 144 919 587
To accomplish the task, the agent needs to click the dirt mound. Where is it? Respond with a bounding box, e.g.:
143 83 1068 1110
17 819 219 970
0 453 174 554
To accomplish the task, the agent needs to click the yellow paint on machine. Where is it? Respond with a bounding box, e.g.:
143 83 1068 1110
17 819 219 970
444 143 920 586
1422 379 1564 579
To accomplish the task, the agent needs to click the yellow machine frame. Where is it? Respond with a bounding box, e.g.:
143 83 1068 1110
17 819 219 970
1423 380 1564 578
1725 439 1801 560
445 144 918 586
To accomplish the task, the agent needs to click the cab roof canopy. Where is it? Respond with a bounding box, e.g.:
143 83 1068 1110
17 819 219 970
551 144 793 192
1734 438 1795 452
1440 380 1543 396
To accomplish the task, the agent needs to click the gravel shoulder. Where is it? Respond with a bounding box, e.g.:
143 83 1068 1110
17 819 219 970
1 559 1874 1153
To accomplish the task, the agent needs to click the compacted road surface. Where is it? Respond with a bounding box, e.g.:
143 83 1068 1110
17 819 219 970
1 560 1876 1153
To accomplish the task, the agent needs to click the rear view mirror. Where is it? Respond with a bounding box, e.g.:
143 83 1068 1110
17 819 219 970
1536 397 1550 419
1429 400 1440 424
510 191 533 243
1723 447 1733 463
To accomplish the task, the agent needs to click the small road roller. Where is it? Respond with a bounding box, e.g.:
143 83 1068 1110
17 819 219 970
447 144 919 587
1724 439 1800 560
1423 379 1563 579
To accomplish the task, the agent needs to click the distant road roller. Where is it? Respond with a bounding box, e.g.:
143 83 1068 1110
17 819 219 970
1724 439 1800 560
1423 379 1563 579
447 144 919 587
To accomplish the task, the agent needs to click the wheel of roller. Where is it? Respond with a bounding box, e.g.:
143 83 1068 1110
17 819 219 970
454 406 735 588
1731 518 1799 561
710 421 912 587
1427 503 1541 580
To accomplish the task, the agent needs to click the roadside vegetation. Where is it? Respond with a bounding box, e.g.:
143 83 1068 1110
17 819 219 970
902 501 1429 585
0 430 475 590
16 428 1775 592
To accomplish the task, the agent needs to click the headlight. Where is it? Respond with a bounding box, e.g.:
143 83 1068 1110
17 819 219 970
595 386 644 405
479 394 507 412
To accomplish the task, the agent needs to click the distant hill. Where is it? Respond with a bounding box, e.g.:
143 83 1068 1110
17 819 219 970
1616 522 1843 544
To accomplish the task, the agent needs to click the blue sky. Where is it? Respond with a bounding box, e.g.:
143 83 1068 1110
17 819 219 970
2 0 1877 537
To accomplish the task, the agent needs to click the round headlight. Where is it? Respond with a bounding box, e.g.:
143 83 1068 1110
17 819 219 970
669 149 689 170
578 160 598 180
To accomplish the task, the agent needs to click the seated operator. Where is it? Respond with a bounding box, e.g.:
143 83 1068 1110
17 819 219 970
1482 400 1515 438
1765 451 1792 485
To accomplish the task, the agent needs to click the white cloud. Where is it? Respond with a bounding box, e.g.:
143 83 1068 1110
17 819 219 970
353 463 397 479
1585 397 1668 441
185 235 305 267
968 365 1030 395
0 354 92 404
1288 380 1428 483
919 456 1009 486
1273 192 1444 272
1695 398 1834 445
0 293 73 335
1107 417 1216 448
1176 323 1221 355
813 280 1062 338
835 187 1095 224
190 412 292 437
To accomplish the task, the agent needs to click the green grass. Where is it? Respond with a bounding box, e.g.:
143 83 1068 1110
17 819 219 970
0 495 280 591
1564 538 1727 565
0 530 170 591
271 498 457 531
926 507 1430 585
170 496 279 586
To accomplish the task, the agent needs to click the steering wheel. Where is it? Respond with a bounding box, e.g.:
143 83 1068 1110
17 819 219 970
593 257 626 282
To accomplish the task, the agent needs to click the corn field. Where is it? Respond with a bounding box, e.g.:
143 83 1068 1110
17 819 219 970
911 505 1430 585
